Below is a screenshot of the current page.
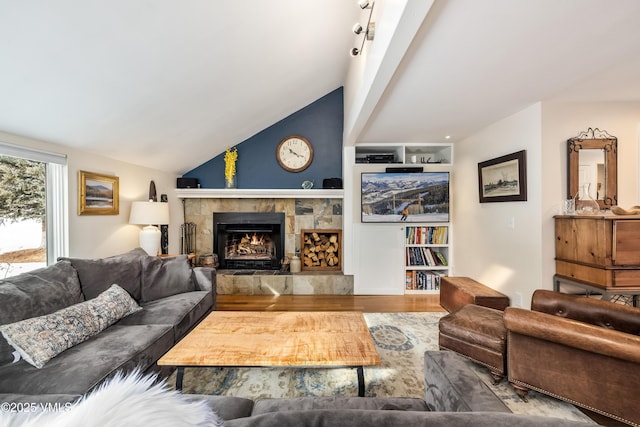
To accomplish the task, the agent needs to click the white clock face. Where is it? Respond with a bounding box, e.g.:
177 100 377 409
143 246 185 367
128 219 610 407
277 136 313 172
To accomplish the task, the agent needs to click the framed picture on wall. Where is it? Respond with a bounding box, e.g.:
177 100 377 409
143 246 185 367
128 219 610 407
78 170 120 215
478 150 527 203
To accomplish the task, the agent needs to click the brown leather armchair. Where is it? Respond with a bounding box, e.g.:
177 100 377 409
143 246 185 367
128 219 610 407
504 290 640 427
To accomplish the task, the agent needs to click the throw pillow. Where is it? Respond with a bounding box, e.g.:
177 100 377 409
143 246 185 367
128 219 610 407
60 248 148 301
140 255 196 302
0 284 141 368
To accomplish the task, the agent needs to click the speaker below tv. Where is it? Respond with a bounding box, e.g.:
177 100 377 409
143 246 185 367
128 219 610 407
385 167 423 173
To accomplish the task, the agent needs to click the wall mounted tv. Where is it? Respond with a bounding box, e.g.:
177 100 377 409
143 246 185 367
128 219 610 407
361 172 450 223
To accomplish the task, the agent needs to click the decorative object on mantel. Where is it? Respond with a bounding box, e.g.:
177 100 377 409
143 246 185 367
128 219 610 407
301 180 314 189
129 200 170 255
78 170 119 215
224 147 238 188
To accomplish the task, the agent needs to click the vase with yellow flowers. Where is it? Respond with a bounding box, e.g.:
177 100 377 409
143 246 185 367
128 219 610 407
224 147 238 188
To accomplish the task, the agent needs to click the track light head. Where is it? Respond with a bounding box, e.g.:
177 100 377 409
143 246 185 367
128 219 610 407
350 47 360 56
352 23 363 35
359 0 370 9
366 22 375 40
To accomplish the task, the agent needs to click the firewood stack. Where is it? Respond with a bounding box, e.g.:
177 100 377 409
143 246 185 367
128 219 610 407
300 229 342 270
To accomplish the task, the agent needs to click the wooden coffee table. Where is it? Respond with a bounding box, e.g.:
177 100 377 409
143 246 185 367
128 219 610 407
158 311 380 397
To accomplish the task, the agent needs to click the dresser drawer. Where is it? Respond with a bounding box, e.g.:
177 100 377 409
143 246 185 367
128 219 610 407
612 270 640 288
613 220 640 265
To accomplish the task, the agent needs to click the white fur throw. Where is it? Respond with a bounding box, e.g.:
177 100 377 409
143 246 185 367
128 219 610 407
3 370 224 427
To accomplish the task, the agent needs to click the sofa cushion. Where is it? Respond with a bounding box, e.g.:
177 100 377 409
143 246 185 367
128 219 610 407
185 395 255 421
424 351 510 413
61 248 148 301
252 397 429 415
117 290 212 341
224 410 592 427
0 284 141 368
0 261 84 366
0 324 173 395
140 255 196 303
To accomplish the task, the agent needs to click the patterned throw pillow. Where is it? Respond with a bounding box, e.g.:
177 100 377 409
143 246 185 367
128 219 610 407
0 284 141 368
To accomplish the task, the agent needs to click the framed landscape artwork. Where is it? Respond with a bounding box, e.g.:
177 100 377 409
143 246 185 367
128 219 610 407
78 170 119 215
361 172 450 223
478 150 527 203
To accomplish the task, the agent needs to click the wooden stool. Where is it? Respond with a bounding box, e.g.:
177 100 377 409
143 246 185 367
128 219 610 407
438 304 507 383
439 277 510 313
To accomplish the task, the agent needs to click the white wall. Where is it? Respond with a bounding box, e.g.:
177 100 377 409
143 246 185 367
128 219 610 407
453 104 543 307
0 131 182 259
452 101 640 307
539 101 640 304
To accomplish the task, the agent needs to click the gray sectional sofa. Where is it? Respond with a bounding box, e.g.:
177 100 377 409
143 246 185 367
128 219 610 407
0 248 215 403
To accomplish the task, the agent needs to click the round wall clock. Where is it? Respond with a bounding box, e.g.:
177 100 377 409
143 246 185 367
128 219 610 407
276 135 314 172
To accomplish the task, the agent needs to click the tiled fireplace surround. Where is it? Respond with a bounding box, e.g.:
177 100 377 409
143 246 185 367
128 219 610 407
184 197 353 295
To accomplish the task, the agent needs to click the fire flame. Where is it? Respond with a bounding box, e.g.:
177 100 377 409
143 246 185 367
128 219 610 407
249 233 263 245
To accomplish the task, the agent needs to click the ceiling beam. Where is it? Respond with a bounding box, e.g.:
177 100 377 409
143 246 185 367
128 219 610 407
343 0 435 146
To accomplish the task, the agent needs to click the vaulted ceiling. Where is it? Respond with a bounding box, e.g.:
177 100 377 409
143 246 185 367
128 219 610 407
1 0 640 174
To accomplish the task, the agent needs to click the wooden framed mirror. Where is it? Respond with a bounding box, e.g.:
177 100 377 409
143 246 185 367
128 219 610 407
567 128 617 210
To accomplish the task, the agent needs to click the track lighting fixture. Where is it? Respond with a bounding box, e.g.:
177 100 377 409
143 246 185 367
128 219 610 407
350 1 375 57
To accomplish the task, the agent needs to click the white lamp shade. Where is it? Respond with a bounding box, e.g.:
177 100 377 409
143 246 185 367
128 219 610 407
129 201 170 225
129 201 170 255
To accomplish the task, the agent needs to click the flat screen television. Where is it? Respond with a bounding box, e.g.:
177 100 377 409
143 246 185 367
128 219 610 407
361 172 449 223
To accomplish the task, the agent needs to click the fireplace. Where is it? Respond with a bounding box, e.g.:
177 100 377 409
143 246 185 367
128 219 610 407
213 212 285 270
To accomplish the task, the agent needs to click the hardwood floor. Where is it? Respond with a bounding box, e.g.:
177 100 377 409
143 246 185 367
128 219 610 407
216 294 445 312
215 294 624 426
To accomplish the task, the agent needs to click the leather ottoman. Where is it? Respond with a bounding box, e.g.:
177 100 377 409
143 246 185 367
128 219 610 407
438 304 507 382
439 277 510 313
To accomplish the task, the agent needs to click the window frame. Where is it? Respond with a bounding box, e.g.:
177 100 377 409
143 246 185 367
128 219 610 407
0 141 69 264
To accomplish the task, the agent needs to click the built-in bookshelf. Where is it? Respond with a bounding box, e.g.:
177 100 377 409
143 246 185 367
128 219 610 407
404 225 449 294
355 143 452 165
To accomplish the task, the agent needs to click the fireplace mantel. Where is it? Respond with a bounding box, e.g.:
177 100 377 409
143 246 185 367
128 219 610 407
175 188 344 199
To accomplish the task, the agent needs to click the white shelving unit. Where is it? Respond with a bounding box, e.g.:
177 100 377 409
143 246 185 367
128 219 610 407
346 142 453 295
403 225 450 294
355 143 452 165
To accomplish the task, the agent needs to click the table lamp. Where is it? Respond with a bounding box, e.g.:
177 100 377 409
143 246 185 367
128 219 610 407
129 200 170 255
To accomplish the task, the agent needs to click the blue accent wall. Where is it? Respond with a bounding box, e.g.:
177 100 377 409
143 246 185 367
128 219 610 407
184 87 343 189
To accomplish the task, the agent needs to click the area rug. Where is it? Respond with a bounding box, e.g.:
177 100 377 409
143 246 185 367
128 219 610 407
169 312 594 423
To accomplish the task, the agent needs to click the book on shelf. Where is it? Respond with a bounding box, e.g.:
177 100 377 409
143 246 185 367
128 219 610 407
405 226 448 245
405 270 447 291
406 247 448 266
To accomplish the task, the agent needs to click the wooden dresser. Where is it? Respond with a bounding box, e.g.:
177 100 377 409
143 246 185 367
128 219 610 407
554 214 640 305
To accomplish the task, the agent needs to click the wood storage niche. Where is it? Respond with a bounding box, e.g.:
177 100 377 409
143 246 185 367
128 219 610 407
300 229 342 271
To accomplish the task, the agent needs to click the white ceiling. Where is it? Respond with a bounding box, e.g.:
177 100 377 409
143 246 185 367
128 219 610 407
357 0 640 144
1 0 640 174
